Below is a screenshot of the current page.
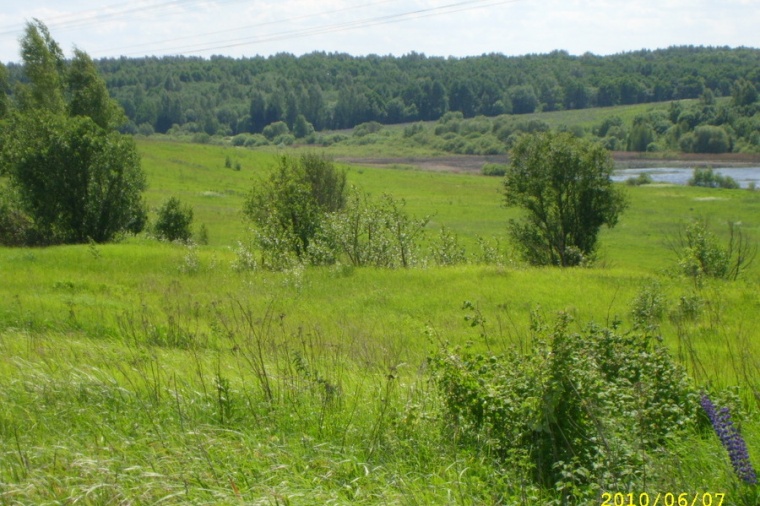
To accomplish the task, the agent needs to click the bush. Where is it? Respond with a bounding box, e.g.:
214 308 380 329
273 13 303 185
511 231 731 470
262 121 290 141
154 197 194 242
244 153 346 267
429 226 467 266
318 188 429 268
686 126 731 154
481 163 508 177
353 121 383 137
0 188 35 246
688 167 740 189
626 173 653 186
671 220 756 281
430 311 698 503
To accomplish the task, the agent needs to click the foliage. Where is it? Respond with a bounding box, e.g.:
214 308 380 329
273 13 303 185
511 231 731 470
672 220 756 282
625 173 653 186
430 311 698 503
319 188 430 268
0 21 146 245
2 112 146 244
629 279 667 330
243 153 346 266
429 226 467 266
481 163 507 176
688 167 740 189
503 132 627 266
154 196 194 242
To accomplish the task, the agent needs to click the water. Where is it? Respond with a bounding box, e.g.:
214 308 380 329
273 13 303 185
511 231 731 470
612 167 760 188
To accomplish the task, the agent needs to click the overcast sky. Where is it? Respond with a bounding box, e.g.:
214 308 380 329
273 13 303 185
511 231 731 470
1 0 758 63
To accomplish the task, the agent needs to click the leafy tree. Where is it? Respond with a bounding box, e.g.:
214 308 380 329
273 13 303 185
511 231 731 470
690 125 731 154
2 112 146 243
243 153 346 265
0 62 8 119
732 78 758 107
503 132 627 266
293 114 314 139
262 121 290 141
0 20 146 245
627 117 656 151
16 19 65 113
509 85 538 114
154 196 193 242
67 49 125 129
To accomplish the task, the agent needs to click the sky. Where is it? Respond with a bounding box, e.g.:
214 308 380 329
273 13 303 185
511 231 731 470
0 0 758 63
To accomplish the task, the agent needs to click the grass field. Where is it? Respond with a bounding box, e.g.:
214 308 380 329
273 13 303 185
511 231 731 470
2 137 760 504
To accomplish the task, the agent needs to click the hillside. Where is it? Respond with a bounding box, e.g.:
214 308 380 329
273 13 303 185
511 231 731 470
6 45 758 136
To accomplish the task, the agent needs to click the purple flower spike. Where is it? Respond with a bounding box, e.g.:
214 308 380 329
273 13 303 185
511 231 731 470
701 393 758 485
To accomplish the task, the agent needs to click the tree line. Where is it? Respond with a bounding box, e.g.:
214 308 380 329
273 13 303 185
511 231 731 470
4 46 759 138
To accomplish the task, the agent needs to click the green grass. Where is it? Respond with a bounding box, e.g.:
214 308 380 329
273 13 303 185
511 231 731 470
2 138 760 503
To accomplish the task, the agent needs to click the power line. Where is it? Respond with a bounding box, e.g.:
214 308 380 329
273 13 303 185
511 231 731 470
99 0 526 57
2 0 529 60
0 0 239 36
93 0 405 55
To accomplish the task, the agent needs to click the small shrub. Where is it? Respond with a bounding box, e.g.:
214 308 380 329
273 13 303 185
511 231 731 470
262 121 290 141
688 167 740 189
481 163 508 177
178 243 200 274
671 220 756 281
630 279 667 329
626 173 654 186
154 197 194 242
353 121 383 137
429 226 467 266
403 123 425 138
191 132 211 144
196 223 209 245
321 189 429 268
231 241 257 272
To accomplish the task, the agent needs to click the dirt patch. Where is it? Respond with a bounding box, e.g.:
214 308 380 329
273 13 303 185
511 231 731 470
339 152 760 174
338 155 508 174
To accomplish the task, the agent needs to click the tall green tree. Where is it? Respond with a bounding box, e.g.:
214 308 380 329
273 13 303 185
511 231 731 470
503 132 627 266
244 154 346 265
16 19 65 113
0 62 8 119
67 49 125 129
0 21 146 245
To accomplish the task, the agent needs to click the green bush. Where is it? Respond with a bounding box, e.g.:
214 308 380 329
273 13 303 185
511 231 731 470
244 153 346 267
688 167 739 189
318 188 429 268
672 220 756 281
154 197 194 242
481 163 508 176
625 173 654 186
430 311 698 503
262 121 290 141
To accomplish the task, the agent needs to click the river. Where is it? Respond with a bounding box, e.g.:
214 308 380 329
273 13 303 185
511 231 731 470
612 167 760 188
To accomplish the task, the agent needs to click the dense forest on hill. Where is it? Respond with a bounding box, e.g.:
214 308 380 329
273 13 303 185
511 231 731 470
5 46 760 150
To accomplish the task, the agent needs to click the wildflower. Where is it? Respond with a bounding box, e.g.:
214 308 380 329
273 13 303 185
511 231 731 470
700 393 758 485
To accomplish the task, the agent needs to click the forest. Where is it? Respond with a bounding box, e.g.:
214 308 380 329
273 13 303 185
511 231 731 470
5 45 759 146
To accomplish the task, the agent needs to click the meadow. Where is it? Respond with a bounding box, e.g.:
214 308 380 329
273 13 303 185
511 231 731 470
1 137 760 504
